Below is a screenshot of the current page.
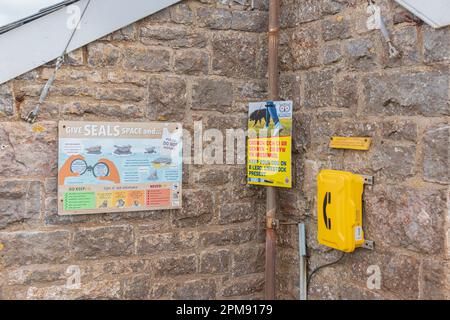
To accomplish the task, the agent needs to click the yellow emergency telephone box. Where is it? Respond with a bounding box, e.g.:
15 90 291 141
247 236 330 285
317 169 370 253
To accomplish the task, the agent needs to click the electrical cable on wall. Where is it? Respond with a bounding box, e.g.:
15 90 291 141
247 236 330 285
23 0 92 123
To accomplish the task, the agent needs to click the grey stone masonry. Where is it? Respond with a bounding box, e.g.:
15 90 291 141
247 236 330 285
0 0 268 300
278 0 449 300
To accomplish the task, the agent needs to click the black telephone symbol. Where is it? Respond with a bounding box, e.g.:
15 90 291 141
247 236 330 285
323 192 332 230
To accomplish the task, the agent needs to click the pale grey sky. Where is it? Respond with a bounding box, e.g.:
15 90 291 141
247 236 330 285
0 0 63 27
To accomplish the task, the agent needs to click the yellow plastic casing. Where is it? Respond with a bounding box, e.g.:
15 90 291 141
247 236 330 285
317 169 365 253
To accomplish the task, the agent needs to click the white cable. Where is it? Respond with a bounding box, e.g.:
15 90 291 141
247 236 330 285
24 0 92 123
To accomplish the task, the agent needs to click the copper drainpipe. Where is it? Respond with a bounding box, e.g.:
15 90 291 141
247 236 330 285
265 0 280 300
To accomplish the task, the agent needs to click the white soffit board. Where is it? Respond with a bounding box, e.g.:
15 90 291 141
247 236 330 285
394 0 450 29
0 0 181 84
0 0 74 29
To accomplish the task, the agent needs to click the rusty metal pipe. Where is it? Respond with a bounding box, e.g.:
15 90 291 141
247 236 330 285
265 0 280 301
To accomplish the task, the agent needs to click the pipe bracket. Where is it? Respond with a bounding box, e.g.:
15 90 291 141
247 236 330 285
266 217 279 230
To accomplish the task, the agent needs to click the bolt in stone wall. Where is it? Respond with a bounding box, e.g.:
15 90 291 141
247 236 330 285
278 0 449 300
0 0 269 300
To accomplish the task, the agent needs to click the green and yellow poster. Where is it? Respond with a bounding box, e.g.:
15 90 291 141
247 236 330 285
247 101 293 188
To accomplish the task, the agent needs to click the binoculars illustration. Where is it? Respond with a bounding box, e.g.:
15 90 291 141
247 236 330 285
70 159 110 178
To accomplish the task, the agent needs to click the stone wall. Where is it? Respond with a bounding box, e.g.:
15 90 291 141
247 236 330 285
0 0 270 299
277 0 449 299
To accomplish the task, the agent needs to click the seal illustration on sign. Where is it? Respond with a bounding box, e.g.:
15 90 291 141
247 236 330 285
145 146 157 154
116 198 125 208
99 200 108 208
85 145 102 154
114 145 132 155
152 156 172 165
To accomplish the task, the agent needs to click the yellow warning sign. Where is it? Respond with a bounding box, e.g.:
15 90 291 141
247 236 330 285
329 137 372 150
247 101 293 188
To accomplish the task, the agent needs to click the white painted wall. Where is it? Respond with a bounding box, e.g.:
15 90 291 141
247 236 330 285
0 0 180 84
395 0 450 28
